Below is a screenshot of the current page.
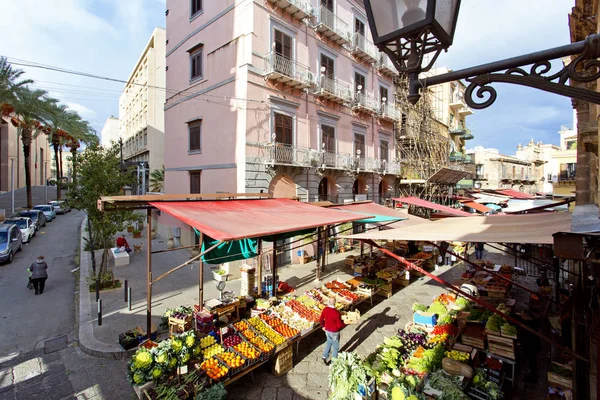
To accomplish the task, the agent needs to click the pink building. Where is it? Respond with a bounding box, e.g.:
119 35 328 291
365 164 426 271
163 0 402 247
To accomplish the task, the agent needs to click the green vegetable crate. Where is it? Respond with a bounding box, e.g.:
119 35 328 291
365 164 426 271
547 361 572 390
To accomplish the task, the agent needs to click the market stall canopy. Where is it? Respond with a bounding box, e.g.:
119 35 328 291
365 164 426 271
493 189 537 199
393 197 473 217
329 202 407 223
150 198 371 241
503 199 570 214
427 167 471 184
348 212 572 244
471 193 510 204
460 201 492 214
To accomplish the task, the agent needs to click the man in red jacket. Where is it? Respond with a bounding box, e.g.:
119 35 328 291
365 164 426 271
319 296 345 365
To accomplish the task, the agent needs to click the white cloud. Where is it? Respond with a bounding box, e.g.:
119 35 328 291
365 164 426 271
66 102 97 120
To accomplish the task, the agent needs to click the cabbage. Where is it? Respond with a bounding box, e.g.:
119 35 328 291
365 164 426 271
185 334 196 348
168 357 177 370
151 367 163 380
133 349 153 371
133 370 146 385
172 339 183 353
155 352 169 365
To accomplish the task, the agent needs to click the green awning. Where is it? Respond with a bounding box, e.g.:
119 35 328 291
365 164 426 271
196 229 258 264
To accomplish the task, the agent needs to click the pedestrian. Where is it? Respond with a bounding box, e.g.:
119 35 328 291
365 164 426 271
319 296 345 365
29 255 48 295
474 242 485 260
116 234 132 254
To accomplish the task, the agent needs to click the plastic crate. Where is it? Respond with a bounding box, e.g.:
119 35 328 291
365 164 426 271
217 350 248 376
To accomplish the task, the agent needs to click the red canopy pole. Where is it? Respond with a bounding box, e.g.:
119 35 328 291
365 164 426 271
146 209 153 338
364 239 586 362
272 244 277 297
199 232 204 309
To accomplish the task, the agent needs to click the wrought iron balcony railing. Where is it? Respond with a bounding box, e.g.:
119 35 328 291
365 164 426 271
379 103 401 121
314 75 353 103
353 92 379 113
265 0 314 20
314 6 351 45
351 33 378 63
377 54 399 76
263 52 314 89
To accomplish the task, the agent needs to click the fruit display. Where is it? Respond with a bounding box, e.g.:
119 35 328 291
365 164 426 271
308 288 329 303
285 317 313 332
199 335 217 349
337 289 361 303
240 328 256 340
222 334 243 348
272 322 299 338
233 320 249 332
296 294 319 309
445 350 470 362
218 351 245 369
202 343 224 358
248 335 274 353
200 357 228 380
247 317 286 345
412 252 432 260
277 281 294 294
233 342 260 360
325 280 349 291
286 300 321 322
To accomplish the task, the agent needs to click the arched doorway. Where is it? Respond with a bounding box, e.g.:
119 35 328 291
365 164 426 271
318 177 328 202
379 179 390 204
352 178 366 201
268 173 296 198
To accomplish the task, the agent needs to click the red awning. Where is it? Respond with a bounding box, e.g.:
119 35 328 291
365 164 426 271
393 197 473 217
330 202 407 219
495 189 536 199
150 198 369 241
461 201 492 214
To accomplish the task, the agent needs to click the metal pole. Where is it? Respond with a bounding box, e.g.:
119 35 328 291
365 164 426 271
44 161 48 204
272 244 277 298
199 232 204 309
257 239 263 297
127 287 132 311
10 158 14 215
95 279 99 302
124 280 128 302
98 299 102 326
315 227 322 282
146 208 153 339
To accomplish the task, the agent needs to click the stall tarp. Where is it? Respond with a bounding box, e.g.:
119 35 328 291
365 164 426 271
494 189 536 199
393 197 473 217
150 198 370 241
330 202 407 223
348 212 572 244
200 235 258 264
461 201 492 214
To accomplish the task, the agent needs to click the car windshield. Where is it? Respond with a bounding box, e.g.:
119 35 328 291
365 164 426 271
34 206 50 212
5 220 27 228
0 232 6 245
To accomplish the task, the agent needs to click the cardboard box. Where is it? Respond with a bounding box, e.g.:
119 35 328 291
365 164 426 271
342 310 361 324
413 311 437 327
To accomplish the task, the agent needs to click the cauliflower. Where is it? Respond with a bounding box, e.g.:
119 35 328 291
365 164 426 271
172 339 183 353
133 370 146 385
133 349 153 371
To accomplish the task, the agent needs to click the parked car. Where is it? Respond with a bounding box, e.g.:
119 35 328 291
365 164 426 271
49 200 71 214
0 224 23 264
33 204 56 222
18 210 47 231
2 217 35 243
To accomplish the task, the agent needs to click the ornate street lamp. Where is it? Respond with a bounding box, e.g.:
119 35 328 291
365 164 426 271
364 0 600 107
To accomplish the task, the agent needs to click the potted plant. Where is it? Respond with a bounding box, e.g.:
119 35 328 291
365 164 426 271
127 225 135 233
119 330 139 350
133 229 142 238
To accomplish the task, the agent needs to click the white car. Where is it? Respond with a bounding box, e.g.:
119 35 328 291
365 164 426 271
2 217 35 243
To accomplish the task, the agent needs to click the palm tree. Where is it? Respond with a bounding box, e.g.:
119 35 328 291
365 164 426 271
149 166 164 192
65 117 97 189
1 87 56 208
0 56 32 107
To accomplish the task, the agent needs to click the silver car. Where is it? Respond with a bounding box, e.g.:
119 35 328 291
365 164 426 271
33 204 56 221
2 217 35 243
49 200 71 214
0 224 23 264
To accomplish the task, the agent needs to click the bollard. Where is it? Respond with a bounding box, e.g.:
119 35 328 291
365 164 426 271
124 280 128 302
95 279 100 302
98 299 102 326
127 287 132 311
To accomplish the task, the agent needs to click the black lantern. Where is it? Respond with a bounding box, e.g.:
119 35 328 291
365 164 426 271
364 0 461 73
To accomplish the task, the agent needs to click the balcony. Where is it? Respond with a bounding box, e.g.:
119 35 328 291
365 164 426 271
449 151 464 162
352 92 379 114
266 0 314 20
377 54 399 77
264 52 314 89
500 174 514 181
459 106 474 116
314 6 351 45
247 142 401 175
351 33 378 63
378 103 401 122
463 154 474 164
449 126 467 136
462 131 474 140
313 76 352 104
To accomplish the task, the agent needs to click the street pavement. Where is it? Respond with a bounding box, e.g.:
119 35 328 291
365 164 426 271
0 210 133 400
0 186 58 217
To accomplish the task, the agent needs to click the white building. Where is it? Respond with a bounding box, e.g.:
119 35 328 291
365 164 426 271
100 116 119 148
118 27 166 176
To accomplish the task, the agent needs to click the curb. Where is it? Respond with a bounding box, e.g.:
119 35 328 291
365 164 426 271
77 217 136 360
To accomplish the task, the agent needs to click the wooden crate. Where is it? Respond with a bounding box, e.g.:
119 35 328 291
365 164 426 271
487 334 515 360
377 283 393 299
272 346 294 376
548 362 572 389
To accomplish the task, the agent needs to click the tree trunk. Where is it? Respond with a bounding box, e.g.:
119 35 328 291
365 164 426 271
53 140 61 200
87 217 96 274
71 148 77 188
59 145 63 186
21 129 33 209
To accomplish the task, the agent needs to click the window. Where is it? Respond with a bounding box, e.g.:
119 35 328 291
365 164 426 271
274 113 293 145
190 46 203 81
476 164 484 176
190 171 201 194
380 140 389 162
354 18 365 36
449 113 454 125
191 0 202 17
379 86 388 104
189 121 201 152
560 163 576 180
322 125 335 152
354 134 365 157
322 0 333 12
320 54 334 78
355 72 365 94
274 29 292 59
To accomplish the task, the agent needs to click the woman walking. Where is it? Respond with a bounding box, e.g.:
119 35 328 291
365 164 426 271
30 255 48 295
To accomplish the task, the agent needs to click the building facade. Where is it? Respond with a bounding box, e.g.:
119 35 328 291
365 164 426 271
118 27 166 178
164 0 409 245
470 145 543 194
0 118 52 192
100 116 119 148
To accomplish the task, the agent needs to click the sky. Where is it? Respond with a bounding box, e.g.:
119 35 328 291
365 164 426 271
0 0 574 155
